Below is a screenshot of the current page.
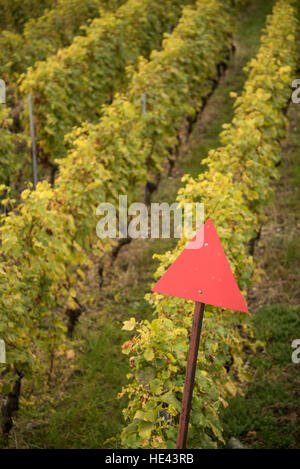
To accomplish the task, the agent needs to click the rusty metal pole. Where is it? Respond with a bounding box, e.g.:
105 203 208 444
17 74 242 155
176 301 205 449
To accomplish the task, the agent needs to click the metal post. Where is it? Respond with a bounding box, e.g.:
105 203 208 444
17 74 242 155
28 93 38 190
0 339 6 363
176 301 205 449
0 79 6 104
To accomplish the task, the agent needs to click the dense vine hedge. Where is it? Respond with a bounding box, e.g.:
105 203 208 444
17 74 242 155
119 0 300 449
0 0 53 32
0 108 15 185
20 0 193 161
0 0 125 190
0 0 125 94
59 0 242 207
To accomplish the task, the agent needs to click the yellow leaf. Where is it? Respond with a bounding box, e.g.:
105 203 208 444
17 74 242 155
66 296 78 309
122 317 136 331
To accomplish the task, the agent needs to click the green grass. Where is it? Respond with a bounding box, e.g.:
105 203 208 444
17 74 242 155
12 0 276 449
221 305 300 449
22 322 129 448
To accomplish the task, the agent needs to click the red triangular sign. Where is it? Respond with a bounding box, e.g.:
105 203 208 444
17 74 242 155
152 218 248 313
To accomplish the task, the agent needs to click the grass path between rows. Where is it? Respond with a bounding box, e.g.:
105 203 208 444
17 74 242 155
12 0 276 449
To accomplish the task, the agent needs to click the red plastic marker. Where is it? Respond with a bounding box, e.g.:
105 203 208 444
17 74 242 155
152 218 248 449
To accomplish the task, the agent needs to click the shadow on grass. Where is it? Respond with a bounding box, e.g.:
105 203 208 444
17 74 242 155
221 304 300 449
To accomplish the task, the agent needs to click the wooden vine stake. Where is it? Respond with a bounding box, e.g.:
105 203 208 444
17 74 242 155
152 217 248 449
